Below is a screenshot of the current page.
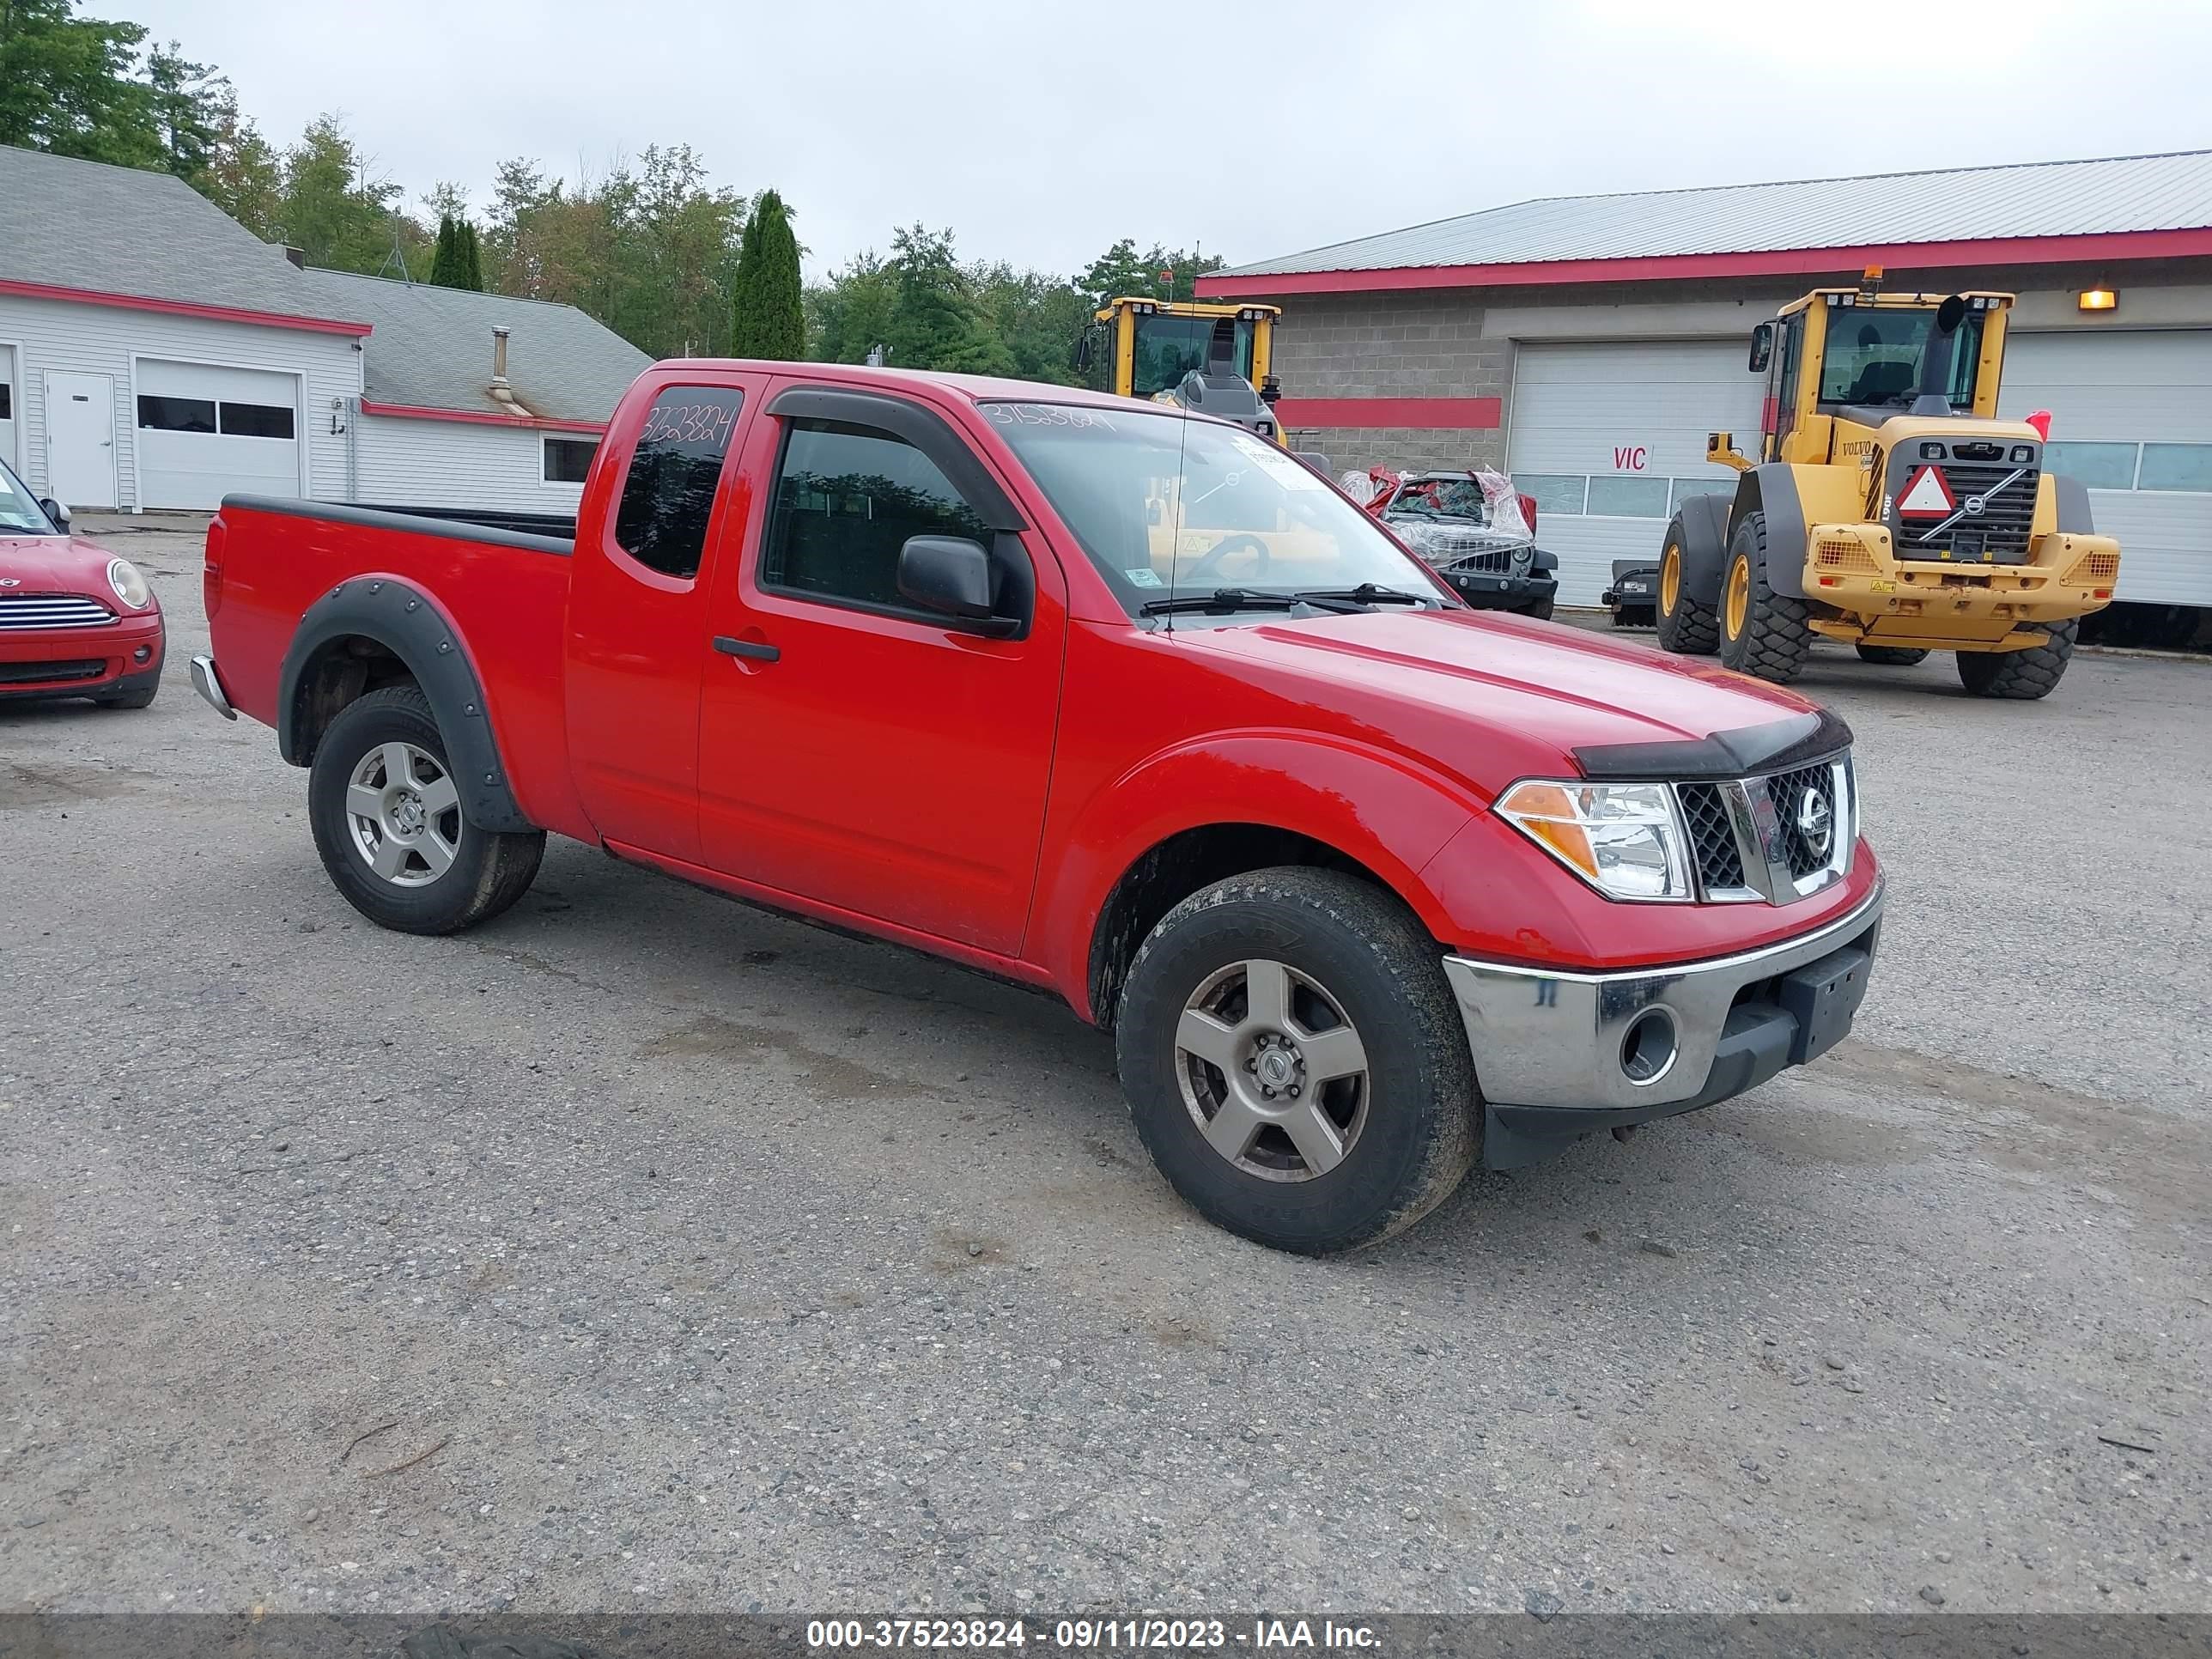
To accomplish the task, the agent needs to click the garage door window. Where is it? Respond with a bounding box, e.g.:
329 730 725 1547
1586 476 1669 519
2138 444 2212 494
220 401 294 440
1517 475 1586 516
2044 442 2138 490
138 394 216 434
1670 478 1732 514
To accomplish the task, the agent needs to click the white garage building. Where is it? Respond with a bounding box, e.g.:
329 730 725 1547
0 144 647 516
1199 150 2212 623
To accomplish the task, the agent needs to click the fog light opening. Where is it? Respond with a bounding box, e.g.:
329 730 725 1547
132 646 152 663
1620 1008 1679 1087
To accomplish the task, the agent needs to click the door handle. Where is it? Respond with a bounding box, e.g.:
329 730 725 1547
713 635 780 663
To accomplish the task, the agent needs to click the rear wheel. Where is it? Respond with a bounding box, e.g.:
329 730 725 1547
1115 867 1478 1255
1717 511 1813 683
308 685 544 935
1955 622 2078 700
1654 521 1717 655
1855 644 1929 666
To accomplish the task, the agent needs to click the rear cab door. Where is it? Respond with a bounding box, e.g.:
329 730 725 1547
695 380 1069 957
565 370 770 861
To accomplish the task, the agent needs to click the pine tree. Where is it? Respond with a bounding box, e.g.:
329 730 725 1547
730 189 804 360
428 215 460 286
459 220 483 290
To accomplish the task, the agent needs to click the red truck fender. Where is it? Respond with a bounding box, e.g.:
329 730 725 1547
1033 731 1485 1025
276 574 538 836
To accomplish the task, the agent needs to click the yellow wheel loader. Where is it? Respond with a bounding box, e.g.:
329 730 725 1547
1080 298 1291 445
1655 276 2121 699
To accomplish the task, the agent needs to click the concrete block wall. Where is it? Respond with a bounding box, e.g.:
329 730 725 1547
1268 291 1508 474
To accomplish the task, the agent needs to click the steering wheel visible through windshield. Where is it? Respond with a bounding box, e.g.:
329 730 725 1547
0 458 57 535
980 403 1447 621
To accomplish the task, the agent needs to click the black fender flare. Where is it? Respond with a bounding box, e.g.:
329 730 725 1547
2051 472 2097 533
1529 546 1559 574
1668 490 1732 604
1730 465 1808 599
276 577 534 834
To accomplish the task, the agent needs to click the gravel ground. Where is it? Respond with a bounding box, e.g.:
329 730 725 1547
2 518 2205 1619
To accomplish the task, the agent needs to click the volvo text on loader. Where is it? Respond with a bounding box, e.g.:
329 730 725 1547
1653 277 2121 699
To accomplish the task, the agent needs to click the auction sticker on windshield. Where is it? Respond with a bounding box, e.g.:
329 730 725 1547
1228 432 1323 490
981 404 1117 431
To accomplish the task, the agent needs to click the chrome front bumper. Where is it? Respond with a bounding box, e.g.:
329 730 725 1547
1443 885 1883 1165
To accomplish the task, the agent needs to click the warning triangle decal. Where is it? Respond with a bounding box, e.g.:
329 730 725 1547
1897 464 1957 518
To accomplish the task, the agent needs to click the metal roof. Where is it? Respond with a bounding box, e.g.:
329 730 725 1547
1220 150 2212 278
0 143 365 326
295 269 652 423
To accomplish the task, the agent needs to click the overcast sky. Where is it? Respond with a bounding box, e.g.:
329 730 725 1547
109 0 2212 280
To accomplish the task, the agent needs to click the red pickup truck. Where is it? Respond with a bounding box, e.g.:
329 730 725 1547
191 362 1881 1253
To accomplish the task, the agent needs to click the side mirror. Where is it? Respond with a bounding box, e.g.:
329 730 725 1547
897 535 1012 634
39 498 70 530
1075 328 1097 372
1747 323 1774 374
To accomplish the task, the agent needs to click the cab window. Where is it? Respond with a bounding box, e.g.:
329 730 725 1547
613 386 745 579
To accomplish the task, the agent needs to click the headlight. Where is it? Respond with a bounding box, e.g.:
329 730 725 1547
1498 779 1692 902
107 558 151 609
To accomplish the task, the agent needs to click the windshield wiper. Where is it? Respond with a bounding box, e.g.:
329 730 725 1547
1140 587 1367 617
1292 583 1431 608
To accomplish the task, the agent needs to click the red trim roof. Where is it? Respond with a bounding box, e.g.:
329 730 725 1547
0 276 374 336
1195 228 2212 298
361 399 608 434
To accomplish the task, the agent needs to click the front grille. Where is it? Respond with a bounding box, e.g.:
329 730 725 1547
1677 782 1746 890
1893 460 2038 565
0 658 106 685
0 593 114 629
1766 764 1837 880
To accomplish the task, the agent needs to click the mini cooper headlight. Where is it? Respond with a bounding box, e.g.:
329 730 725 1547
106 558 151 609
1498 779 1692 902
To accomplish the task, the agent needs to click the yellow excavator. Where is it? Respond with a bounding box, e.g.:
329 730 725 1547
1655 274 2120 699
1080 297 1290 445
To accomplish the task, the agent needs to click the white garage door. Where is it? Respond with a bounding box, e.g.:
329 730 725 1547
2001 330 2212 607
134 360 301 510
1508 340 1763 606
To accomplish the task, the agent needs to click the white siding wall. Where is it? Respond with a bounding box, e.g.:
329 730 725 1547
0 293 358 509
352 413 589 515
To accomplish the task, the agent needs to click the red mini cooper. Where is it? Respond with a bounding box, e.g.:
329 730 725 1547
0 458 163 708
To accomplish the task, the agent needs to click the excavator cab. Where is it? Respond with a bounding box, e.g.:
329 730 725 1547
1081 298 1287 444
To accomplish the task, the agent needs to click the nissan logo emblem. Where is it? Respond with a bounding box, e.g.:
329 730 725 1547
1796 788 1833 860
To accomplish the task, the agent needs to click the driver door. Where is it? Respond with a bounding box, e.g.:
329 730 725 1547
696 388 1066 957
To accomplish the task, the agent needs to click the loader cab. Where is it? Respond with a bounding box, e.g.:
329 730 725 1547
1083 298 1284 435
1752 283 2012 464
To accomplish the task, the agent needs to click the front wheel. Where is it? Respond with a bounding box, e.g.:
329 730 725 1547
1717 511 1813 683
1115 867 1478 1254
1515 595 1556 622
1955 622 2078 700
308 685 545 935
1855 644 1929 666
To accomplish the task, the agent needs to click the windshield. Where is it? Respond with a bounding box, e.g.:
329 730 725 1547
1130 314 1255 398
981 402 1444 620
1384 478 1489 522
0 458 56 534
1820 306 1984 408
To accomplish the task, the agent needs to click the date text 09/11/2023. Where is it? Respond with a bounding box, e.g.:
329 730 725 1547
805 1618 1382 1650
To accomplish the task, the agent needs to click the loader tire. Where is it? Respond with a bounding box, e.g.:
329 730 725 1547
1655 523 1717 656
1717 511 1813 684
1955 622 2078 701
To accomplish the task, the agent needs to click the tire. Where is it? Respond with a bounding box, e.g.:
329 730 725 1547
1655 519 1717 655
1516 596 1556 622
1114 866 1478 1255
1955 621 2078 700
1854 644 1929 667
1717 511 1813 684
308 684 545 935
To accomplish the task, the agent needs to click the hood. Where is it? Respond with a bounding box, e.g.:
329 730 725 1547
1178 607 1822 795
0 532 137 599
